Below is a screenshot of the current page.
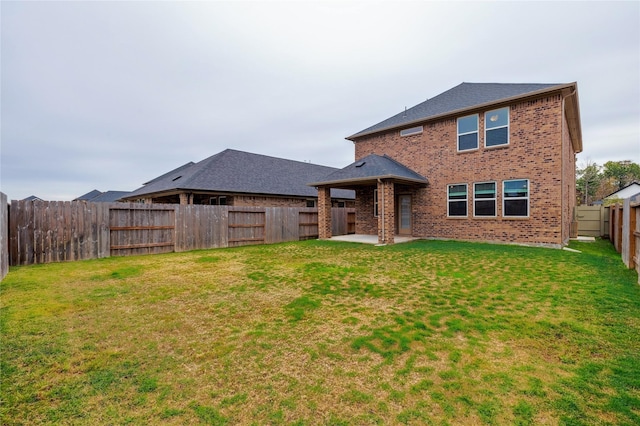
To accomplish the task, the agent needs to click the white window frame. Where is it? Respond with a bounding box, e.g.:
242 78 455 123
485 107 509 148
457 114 479 152
503 179 529 217
374 189 379 217
447 183 468 217
306 199 316 208
473 181 497 217
400 125 423 137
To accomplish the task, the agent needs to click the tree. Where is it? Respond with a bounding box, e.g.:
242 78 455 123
576 161 601 205
603 160 640 190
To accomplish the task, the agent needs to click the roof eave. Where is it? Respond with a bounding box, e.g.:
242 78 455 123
347 83 577 141
563 84 583 153
308 175 428 188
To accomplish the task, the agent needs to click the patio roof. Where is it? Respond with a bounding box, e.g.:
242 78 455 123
308 154 428 189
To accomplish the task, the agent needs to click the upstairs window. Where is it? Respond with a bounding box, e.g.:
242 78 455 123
306 200 316 208
503 179 529 217
457 114 478 151
474 182 497 217
400 126 423 137
485 107 509 147
447 184 467 217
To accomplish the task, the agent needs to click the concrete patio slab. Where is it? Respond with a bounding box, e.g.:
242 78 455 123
327 234 419 245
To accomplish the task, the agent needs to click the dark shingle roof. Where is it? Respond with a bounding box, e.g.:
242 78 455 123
75 189 130 202
90 191 131 202
348 82 568 139
308 154 428 188
125 149 355 200
75 189 102 201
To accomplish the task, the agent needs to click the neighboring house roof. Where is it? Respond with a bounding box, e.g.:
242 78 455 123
75 189 102 201
604 182 640 200
309 154 428 188
124 149 355 200
90 191 131 202
75 189 131 202
348 82 581 150
143 162 196 186
23 195 43 201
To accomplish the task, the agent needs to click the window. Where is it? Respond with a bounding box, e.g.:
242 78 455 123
457 114 478 151
374 189 379 217
400 125 423 137
474 182 496 217
485 107 509 147
337 201 346 208
503 179 529 217
306 199 316 208
447 184 467 217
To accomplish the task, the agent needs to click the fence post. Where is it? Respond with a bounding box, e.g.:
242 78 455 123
0 193 7 281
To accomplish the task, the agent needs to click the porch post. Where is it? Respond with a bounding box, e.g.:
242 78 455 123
317 186 332 239
377 180 395 244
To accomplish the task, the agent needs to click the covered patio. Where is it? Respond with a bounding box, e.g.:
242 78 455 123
309 154 428 245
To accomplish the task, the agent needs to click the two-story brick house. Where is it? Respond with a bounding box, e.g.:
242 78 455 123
310 82 582 247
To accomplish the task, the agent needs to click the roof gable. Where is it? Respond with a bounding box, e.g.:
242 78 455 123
348 82 570 139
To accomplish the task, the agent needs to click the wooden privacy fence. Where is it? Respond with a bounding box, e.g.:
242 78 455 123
608 194 640 284
1 192 8 281
8 200 355 266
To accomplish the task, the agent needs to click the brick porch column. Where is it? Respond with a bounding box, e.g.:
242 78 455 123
377 180 395 244
317 186 332 239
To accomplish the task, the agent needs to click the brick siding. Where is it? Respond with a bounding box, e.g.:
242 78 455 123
353 94 578 247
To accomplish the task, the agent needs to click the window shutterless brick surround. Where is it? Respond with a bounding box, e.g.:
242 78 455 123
352 95 578 247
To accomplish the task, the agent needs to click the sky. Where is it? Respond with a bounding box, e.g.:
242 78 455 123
1 1 639 201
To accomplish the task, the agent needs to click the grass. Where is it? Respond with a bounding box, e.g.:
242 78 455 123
1 238 639 425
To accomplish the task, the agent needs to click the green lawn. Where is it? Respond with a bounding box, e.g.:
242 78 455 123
1 239 639 425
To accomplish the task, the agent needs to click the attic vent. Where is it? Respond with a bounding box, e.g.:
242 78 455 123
172 175 182 181
355 161 366 168
400 126 423 137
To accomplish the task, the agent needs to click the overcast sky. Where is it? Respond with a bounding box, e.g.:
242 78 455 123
1 1 638 201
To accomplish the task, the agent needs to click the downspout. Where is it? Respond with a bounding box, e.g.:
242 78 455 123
378 178 385 244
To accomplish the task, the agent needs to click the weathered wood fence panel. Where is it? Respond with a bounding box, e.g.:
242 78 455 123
1 193 8 281
8 201 355 266
110 204 176 257
609 194 640 283
175 204 228 251
9 200 110 266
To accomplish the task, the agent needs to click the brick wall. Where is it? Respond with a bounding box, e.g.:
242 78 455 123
233 195 308 207
353 95 576 247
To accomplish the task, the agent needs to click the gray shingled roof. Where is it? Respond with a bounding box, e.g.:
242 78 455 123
91 191 131 202
348 82 567 139
125 149 355 200
75 189 102 201
308 154 428 188
75 189 131 202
